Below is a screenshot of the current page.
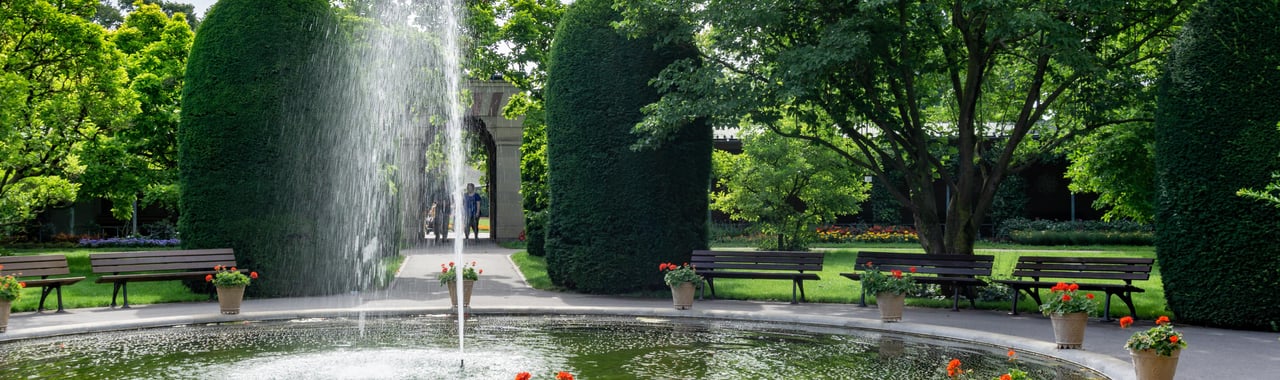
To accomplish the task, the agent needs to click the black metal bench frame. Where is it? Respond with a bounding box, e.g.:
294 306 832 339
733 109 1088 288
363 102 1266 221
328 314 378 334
0 255 85 313
838 251 994 311
90 248 238 308
994 256 1154 321
690 250 823 304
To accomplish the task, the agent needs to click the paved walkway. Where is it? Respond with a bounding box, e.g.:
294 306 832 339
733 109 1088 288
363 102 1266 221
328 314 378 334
3 241 1278 379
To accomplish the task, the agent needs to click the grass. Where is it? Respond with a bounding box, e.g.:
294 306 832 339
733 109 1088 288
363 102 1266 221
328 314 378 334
509 244 1173 320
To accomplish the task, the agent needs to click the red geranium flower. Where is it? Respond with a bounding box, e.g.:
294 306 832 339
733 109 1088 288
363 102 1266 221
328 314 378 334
555 371 574 380
1170 335 1179 343
1119 316 1134 328
1156 316 1170 325
515 372 532 380
205 274 213 282
250 272 259 279
1062 294 1072 302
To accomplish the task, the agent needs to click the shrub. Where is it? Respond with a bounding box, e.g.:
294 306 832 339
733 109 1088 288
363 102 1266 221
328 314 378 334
1154 0 1280 330
79 237 181 248
997 218 1153 245
542 0 709 293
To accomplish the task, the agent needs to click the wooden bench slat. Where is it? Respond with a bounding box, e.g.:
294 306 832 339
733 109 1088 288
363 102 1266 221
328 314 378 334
89 249 234 259
1014 263 1153 272
1010 270 1149 281
96 271 218 283
702 272 820 280
696 263 822 271
1016 256 1154 265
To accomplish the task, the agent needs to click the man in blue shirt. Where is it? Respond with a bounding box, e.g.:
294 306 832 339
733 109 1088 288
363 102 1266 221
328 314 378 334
464 183 483 240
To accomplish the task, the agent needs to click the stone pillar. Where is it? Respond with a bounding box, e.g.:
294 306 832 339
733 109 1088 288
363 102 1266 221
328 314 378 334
469 80 525 240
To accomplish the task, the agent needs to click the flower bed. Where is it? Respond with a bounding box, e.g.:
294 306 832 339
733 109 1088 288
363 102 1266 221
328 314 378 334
78 237 181 248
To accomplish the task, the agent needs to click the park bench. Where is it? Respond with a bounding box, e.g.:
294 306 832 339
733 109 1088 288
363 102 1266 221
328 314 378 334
0 255 85 313
839 251 995 311
90 248 238 308
994 256 1154 321
690 250 823 304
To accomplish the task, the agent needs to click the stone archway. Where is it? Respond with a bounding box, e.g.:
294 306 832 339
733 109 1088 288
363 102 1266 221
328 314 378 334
467 80 524 240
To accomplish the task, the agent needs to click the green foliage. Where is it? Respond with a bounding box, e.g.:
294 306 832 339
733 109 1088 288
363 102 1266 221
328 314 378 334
1123 317 1188 356
1038 282 1098 316
616 0 1192 256
81 3 193 221
543 0 710 293
437 261 481 286
1066 121 1157 223
467 0 566 257
1154 0 1280 330
858 264 919 296
0 0 136 235
659 262 704 287
179 0 345 297
0 271 23 301
208 265 254 287
711 125 869 251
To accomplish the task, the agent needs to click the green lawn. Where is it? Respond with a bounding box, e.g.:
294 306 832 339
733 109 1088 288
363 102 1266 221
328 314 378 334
510 245 1173 320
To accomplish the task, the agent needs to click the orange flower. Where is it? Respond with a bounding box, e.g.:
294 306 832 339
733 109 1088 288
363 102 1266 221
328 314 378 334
909 266 917 273
230 267 237 272
515 372 532 380
214 265 222 271
1051 282 1067 291
865 261 873 268
250 272 259 279
1119 316 1134 328
1085 293 1094 299
659 263 669 271
18 282 26 288
1169 335 1179 344
0 264 4 270
205 274 213 282
946 358 962 377
1000 374 1012 380
891 269 903 279
1007 349 1016 360
1156 316 1170 325
555 371 574 380
1068 283 1079 291
1061 294 1072 302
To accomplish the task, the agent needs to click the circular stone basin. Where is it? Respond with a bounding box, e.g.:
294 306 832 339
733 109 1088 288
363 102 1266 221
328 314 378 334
0 315 1103 379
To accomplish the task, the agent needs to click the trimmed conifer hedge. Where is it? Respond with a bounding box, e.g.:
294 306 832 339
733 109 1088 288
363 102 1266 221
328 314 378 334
179 0 352 297
542 0 710 293
1155 0 1280 330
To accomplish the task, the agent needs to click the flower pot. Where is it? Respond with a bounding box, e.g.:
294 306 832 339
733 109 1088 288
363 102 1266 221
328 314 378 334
1049 312 1088 349
216 286 245 315
447 280 475 308
0 299 10 333
876 292 906 322
671 282 696 310
1130 348 1180 380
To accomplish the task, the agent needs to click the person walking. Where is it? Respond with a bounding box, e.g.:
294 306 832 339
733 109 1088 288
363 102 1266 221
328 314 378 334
463 183 483 240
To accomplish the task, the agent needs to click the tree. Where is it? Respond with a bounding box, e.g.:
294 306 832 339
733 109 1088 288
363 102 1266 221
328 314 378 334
1064 121 1156 223
712 124 869 250
467 0 566 256
617 0 1192 256
1155 0 1280 330
0 0 136 236
116 0 201 31
80 2 193 222
543 0 710 293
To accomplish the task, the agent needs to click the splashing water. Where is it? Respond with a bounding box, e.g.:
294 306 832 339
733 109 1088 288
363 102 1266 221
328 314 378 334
281 0 471 361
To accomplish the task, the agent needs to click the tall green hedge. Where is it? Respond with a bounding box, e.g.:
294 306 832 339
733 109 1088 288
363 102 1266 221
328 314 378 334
179 0 354 297
543 0 710 293
1155 0 1280 330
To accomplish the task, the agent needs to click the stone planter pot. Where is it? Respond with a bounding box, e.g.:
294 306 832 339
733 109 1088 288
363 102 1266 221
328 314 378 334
670 282 696 310
1 299 11 333
447 280 475 308
1130 348 1180 380
216 286 245 315
1049 312 1088 349
876 292 906 322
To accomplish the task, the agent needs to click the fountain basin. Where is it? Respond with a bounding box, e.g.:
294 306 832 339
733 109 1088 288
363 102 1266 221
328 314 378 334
0 307 1118 379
